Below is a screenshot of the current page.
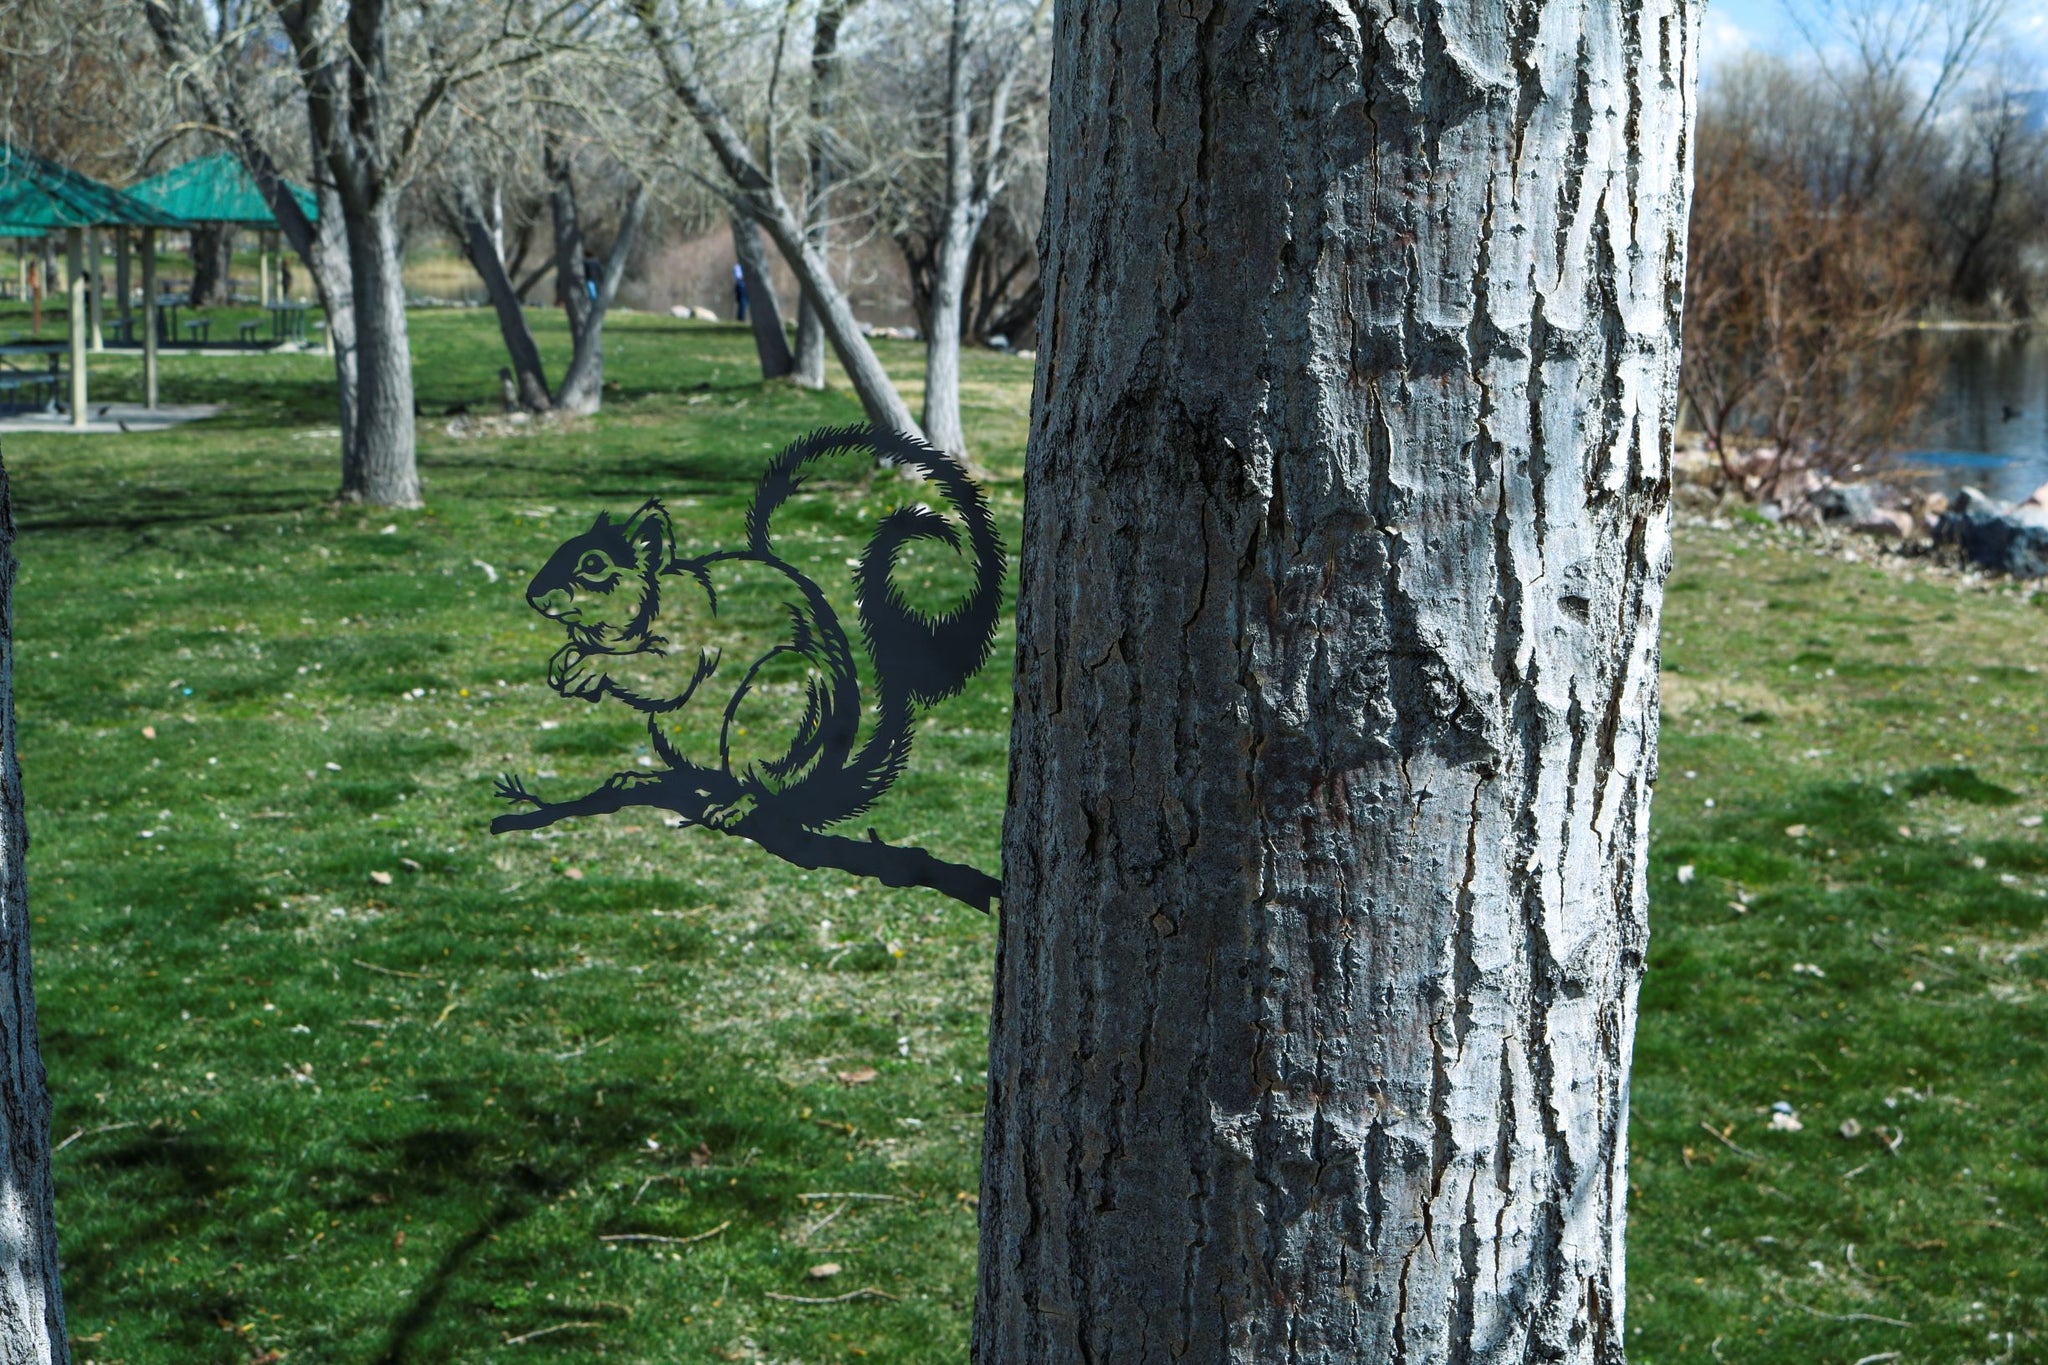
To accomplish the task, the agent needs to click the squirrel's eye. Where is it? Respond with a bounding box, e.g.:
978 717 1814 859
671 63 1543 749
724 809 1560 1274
578 554 606 576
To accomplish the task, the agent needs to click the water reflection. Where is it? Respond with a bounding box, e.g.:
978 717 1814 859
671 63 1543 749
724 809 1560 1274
1890 328 2048 500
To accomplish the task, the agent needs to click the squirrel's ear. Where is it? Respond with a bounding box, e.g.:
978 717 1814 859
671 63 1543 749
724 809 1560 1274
624 500 676 572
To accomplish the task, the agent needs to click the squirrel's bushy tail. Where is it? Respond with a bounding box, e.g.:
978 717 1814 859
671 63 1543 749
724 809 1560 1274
747 425 1004 824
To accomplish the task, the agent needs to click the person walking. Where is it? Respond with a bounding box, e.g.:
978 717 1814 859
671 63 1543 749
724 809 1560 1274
732 260 748 322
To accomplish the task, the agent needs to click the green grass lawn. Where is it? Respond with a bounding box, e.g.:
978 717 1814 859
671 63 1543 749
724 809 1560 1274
0 300 2040 1364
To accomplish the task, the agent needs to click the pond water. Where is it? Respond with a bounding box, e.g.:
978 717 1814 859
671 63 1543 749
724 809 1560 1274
1889 328 2048 500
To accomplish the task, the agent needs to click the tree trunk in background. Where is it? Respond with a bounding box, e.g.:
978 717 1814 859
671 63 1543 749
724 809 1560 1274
550 164 647 417
919 0 979 459
458 183 552 412
793 0 864 390
976 1 1696 1360
731 211 793 380
187 223 232 306
0 454 72 1364
341 198 420 507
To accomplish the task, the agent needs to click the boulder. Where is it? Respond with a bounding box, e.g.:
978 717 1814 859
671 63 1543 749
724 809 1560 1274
1851 509 1915 538
1935 485 2048 578
1809 481 1882 524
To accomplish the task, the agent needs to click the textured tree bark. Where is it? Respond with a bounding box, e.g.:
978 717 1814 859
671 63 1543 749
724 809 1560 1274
0 453 72 1364
731 211 794 380
976 2 1696 1361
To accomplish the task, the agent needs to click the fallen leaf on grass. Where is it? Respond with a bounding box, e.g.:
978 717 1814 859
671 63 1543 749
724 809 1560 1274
141 725 157 740
562 866 585 881
1839 1118 1862 1139
836 1067 878 1086
369 871 393 886
1677 864 1696 884
807 1263 842 1280
1784 824 1809 839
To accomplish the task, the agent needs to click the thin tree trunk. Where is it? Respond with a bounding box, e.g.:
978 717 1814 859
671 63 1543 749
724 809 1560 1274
552 175 647 417
458 183 552 411
307 178 360 489
793 0 863 390
340 195 420 508
920 243 969 454
0 452 71 1364
920 0 981 457
731 210 793 379
976 2 1696 1360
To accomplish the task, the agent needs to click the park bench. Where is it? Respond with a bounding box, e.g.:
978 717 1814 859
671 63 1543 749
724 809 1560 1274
238 320 261 345
182 318 211 344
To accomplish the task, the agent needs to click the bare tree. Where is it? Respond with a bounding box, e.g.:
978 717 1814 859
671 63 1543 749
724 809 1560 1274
906 0 1045 456
977 0 1695 1357
632 0 923 441
547 145 647 414
141 0 362 483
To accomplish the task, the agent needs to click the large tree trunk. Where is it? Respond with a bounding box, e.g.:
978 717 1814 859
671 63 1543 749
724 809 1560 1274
975 2 1696 1361
731 210 794 380
0 453 72 1364
187 222 233 306
458 183 552 412
339 197 420 508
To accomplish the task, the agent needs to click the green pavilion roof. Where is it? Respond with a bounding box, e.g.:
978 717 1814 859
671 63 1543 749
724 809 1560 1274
0 142 188 230
126 152 317 227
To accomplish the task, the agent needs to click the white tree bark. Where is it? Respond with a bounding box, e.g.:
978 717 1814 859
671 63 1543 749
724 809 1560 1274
918 0 1040 458
977 1 1697 1361
0 454 71 1365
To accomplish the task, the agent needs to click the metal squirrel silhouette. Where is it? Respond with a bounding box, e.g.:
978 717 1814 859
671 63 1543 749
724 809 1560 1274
489 425 1004 910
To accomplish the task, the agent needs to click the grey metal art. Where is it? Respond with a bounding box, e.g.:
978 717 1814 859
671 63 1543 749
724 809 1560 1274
489 425 1004 910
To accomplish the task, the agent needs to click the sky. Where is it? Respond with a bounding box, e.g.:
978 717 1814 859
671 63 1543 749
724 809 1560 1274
1702 0 2048 82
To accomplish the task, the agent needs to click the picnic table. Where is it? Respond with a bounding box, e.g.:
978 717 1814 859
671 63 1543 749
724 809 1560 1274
0 340 66 412
267 301 311 344
154 294 186 344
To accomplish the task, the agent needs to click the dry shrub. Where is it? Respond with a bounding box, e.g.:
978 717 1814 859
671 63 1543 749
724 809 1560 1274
1682 127 1936 500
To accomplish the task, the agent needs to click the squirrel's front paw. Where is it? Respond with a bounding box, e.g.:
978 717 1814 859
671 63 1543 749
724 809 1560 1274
702 793 757 831
548 648 608 701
